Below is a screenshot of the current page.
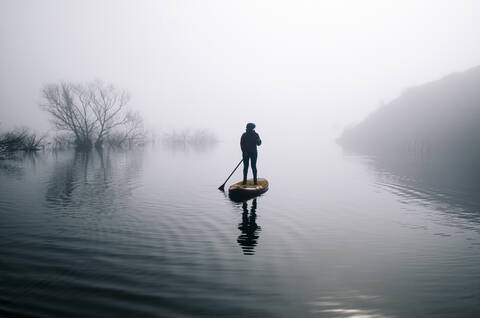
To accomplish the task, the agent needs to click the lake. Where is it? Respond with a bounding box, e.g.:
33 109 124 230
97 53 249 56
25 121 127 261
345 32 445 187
1 136 480 317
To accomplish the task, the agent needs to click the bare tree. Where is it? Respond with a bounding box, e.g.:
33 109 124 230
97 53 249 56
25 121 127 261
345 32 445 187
0 129 27 153
89 81 130 148
22 132 45 151
106 111 145 147
41 80 142 150
0 128 45 153
41 82 96 149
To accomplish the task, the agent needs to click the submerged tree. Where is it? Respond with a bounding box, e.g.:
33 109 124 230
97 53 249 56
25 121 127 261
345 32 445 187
89 81 130 148
41 82 96 149
0 128 45 153
41 80 144 150
105 111 145 148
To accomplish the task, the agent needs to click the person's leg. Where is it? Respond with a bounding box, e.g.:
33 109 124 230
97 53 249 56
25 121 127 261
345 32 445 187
242 153 249 184
251 152 258 184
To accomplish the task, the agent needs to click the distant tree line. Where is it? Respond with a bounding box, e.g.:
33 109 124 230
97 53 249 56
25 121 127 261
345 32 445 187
2 80 220 156
162 129 218 146
41 80 145 150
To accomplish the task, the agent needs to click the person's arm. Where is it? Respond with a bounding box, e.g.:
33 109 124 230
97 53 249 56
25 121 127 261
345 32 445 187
240 134 246 152
256 133 262 146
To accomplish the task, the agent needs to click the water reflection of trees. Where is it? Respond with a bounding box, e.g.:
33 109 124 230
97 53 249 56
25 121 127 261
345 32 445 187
237 198 261 255
45 151 88 207
45 149 143 211
0 151 41 177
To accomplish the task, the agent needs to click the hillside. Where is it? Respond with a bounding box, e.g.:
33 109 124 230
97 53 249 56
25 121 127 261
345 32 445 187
339 65 480 160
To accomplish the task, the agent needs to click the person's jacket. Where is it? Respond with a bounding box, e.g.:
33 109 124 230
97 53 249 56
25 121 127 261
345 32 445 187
241 130 261 153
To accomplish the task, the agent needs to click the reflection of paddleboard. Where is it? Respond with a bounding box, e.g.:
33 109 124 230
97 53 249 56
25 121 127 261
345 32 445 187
228 178 269 200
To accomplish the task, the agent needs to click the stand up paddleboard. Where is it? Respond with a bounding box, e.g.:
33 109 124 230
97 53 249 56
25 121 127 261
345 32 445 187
228 178 269 201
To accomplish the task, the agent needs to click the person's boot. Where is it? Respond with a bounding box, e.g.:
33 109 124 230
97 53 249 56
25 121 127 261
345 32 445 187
242 176 247 185
253 173 258 185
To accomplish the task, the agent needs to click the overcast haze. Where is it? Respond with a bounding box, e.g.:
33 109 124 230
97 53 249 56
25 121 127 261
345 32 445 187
1 0 480 140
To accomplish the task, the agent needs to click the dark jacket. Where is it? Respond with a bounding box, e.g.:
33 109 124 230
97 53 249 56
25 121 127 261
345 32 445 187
241 130 261 153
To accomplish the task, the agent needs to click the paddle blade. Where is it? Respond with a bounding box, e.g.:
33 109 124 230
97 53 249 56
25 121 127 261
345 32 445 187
218 184 225 191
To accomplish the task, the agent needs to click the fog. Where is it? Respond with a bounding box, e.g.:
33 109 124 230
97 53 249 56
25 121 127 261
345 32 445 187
1 0 480 141
4 2 480 317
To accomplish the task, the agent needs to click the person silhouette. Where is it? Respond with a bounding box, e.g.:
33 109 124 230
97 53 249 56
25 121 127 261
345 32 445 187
240 123 262 185
237 198 260 255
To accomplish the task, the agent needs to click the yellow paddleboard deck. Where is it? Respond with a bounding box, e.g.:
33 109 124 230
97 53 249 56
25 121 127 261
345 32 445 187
228 178 269 199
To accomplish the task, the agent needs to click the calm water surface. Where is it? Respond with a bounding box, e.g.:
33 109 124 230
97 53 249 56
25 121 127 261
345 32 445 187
1 138 480 317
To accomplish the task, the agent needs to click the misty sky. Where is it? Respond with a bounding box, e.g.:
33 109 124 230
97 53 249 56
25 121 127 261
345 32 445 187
1 0 480 140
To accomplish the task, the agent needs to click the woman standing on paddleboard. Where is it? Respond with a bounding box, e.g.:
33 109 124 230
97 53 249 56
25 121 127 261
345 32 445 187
241 123 262 185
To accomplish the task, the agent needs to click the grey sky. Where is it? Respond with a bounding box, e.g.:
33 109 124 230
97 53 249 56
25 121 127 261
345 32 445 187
1 0 480 139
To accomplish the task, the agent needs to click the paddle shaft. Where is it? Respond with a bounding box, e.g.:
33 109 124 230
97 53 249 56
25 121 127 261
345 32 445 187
219 158 243 190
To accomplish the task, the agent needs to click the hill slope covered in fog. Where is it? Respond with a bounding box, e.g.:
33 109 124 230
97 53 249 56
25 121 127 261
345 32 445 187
339 65 480 160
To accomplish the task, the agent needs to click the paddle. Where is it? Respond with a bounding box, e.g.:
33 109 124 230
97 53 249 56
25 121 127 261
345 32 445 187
218 158 243 191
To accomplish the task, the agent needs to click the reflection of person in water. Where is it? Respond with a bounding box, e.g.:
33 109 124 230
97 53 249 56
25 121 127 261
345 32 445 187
237 198 261 255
